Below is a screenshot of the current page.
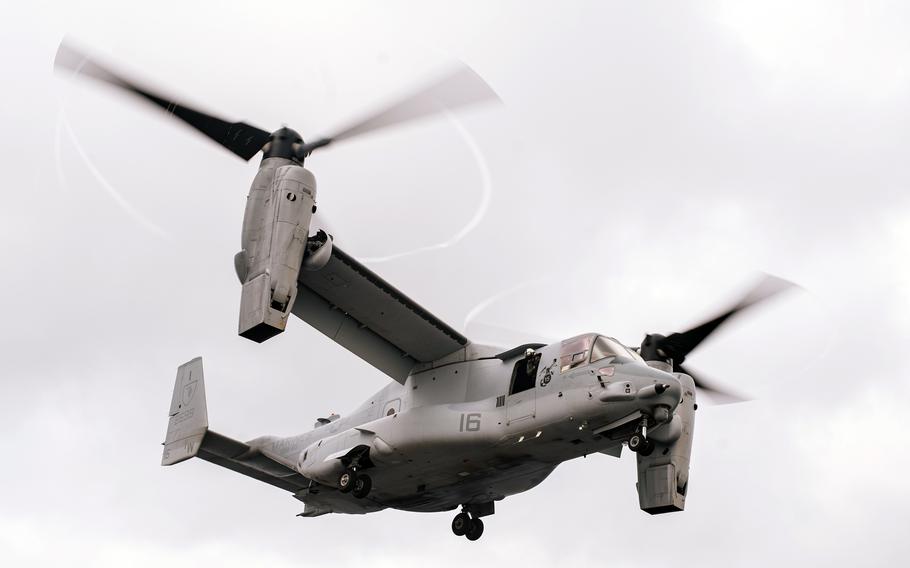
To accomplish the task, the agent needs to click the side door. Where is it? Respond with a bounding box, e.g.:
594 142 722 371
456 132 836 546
506 353 541 425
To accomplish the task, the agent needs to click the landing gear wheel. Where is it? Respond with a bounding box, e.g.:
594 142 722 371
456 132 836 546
338 468 356 493
465 517 485 541
629 434 654 456
352 474 372 499
639 438 654 456
451 512 470 536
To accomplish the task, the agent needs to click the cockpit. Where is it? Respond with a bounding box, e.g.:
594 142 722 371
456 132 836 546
559 333 642 373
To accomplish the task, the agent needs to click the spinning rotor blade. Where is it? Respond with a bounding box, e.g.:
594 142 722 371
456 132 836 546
300 63 500 155
677 364 749 405
54 40 271 160
463 321 556 350
651 274 795 366
639 274 796 404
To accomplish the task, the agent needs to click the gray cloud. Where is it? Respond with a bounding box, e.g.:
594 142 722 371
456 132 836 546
2 1 908 566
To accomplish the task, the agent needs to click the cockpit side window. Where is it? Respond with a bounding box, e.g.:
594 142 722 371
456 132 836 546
509 353 541 395
559 334 595 373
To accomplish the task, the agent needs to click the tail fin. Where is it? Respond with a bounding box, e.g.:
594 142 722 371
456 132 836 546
162 357 208 466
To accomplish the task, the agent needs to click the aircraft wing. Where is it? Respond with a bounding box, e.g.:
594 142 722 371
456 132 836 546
293 243 469 383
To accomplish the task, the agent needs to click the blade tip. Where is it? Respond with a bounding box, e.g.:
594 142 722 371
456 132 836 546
53 38 87 75
758 272 800 293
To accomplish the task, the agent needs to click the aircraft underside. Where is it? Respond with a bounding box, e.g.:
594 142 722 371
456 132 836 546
300 458 558 515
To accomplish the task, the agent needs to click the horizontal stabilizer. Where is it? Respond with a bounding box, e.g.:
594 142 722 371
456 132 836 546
196 431 312 493
161 358 314 493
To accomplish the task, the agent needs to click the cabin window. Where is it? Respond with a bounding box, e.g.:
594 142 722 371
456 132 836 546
509 353 541 395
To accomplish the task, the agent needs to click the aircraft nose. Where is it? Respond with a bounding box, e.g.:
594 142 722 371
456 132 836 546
636 379 678 401
636 373 681 406
597 366 682 411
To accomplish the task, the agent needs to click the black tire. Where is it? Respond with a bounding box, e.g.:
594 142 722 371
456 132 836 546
465 517 484 541
352 474 373 499
338 469 356 493
639 439 655 457
629 434 643 452
451 512 470 536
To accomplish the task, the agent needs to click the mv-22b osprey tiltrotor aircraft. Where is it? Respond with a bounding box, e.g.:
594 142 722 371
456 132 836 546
56 41 793 541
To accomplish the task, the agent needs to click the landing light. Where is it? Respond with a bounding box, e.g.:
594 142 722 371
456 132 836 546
518 436 525 443
535 431 542 438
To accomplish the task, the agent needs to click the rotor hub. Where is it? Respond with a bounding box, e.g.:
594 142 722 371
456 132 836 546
262 127 305 163
640 333 672 365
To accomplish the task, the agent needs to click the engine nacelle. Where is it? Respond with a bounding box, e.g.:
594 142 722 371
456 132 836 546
635 372 696 514
237 158 316 342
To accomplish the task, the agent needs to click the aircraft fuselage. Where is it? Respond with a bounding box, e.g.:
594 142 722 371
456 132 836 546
254 338 683 516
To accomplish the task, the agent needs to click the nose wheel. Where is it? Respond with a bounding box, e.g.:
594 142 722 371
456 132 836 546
628 433 654 455
628 417 654 456
451 511 485 541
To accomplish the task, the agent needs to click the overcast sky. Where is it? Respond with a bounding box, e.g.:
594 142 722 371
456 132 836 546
2 1 909 566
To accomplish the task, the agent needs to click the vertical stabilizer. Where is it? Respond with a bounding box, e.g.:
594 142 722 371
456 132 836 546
162 357 208 466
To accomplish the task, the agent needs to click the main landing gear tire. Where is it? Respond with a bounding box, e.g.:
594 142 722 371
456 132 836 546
352 474 372 499
452 513 485 541
338 468 356 493
629 434 654 456
465 518 484 541
451 512 470 536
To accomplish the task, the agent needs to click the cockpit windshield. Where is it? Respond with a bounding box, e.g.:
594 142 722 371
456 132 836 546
590 336 641 364
559 333 642 373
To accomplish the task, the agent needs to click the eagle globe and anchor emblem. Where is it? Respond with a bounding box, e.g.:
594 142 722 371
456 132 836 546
538 359 557 387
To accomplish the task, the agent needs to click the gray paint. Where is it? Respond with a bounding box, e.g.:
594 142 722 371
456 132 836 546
164 333 691 532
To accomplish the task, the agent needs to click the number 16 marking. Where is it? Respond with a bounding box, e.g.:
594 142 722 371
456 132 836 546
459 413 481 432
